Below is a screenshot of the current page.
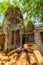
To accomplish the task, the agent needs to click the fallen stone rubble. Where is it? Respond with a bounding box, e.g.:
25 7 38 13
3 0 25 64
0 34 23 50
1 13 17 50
0 44 43 65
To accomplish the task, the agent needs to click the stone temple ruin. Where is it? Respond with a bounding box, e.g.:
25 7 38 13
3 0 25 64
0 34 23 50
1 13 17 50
0 5 43 54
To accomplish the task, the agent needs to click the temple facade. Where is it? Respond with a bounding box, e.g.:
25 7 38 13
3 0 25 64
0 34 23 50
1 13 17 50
0 5 43 54
0 22 43 53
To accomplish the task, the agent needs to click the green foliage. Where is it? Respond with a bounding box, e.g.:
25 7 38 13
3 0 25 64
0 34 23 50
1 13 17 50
0 0 43 23
21 0 43 22
0 22 3 26
0 0 10 14
12 0 20 7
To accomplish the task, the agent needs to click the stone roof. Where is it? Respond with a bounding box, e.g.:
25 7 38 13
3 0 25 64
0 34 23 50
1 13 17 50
5 5 23 25
25 22 35 34
2 5 24 34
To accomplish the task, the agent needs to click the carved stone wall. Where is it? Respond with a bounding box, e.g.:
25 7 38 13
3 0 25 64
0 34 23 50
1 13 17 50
13 30 20 47
24 22 35 44
34 30 42 49
2 5 24 51
34 27 43 54
0 34 5 50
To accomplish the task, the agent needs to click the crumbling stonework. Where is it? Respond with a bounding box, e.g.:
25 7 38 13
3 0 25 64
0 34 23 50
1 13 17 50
0 5 43 54
34 24 43 54
1 5 24 51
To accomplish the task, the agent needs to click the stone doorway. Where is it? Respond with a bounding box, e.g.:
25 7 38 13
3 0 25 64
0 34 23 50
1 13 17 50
22 34 26 45
12 30 20 47
16 30 20 46
40 31 43 43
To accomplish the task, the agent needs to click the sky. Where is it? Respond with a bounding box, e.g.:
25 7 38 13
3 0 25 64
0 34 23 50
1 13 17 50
0 0 12 22
0 15 4 22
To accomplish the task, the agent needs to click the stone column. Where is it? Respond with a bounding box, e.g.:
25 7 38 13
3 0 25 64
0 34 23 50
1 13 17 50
8 31 12 48
19 28 22 47
14 31 16 46
20 33 22 47
4 34 8 50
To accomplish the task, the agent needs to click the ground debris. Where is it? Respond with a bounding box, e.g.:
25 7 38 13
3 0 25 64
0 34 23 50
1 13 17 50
0 44 43 65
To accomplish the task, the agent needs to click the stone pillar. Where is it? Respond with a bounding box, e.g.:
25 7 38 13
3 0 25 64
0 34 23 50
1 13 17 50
4 34 8 50
26 33 28 43
8 31 12 48
19 28 22 47
20 33 22 47
34 30 43 53
14 31 16 46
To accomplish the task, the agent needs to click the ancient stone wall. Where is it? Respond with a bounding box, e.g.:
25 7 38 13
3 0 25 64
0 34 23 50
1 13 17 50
0 34 5 50
23 22 35 44
34 24 43 54
0 5 43 53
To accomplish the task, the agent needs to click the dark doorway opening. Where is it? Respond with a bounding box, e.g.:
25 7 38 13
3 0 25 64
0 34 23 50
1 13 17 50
40 31 43 43
1 44 4 51
22 34 26 45
16 30 20 46
12 31 14 45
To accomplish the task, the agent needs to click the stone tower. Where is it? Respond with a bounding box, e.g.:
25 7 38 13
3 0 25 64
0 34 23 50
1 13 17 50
2 5 24 51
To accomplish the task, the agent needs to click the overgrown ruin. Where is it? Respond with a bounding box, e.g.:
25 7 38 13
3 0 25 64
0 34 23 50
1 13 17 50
0 5 43 65
0 5 43 54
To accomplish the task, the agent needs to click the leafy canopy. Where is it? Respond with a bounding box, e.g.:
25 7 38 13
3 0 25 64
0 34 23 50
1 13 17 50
0 0 43 23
